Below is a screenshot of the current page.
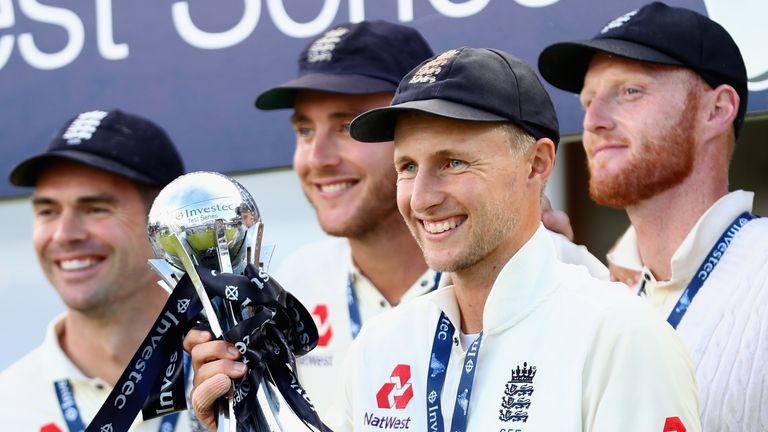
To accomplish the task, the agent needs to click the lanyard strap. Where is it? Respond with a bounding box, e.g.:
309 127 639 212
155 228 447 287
55 353 192 432
54 379 85 432
347 271 442 339
666 211 755 328
426 311 483 432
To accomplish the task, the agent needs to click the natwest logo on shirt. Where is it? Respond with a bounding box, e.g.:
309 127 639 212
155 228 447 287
663 417 687 432
311 304 333 347
376 364 414 409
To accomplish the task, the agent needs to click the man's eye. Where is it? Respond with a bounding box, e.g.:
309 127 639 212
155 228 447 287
35 208 55 218
88 207 110 214
448 159 465 169
295 127 314 138
624 87 641 96
398 162 417 174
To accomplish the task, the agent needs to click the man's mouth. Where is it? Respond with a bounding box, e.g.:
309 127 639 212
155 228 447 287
318 181 356 193
58 257 101 271
422 217 466 234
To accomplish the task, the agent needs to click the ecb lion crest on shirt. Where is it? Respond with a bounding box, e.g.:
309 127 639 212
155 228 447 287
498 362 537 423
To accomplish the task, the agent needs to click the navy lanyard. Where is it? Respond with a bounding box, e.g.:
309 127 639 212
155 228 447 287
55 353 192 432
347 271 442 339
664 212 755 329
426 311 483 432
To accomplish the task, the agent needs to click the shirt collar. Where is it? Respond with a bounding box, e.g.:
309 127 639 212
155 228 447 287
41 314 110 388
347 253 438 306
608 190 754 285
430 223 558 335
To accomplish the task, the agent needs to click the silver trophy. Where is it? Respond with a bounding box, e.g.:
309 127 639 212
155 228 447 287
147 171 283 432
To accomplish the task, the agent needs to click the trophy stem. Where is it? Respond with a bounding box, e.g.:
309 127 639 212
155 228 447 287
168 233 225 338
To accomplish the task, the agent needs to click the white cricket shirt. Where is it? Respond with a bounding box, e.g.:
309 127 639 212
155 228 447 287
607 190 768 431
278 232 608 421
0 315 196 431
329 224 701 431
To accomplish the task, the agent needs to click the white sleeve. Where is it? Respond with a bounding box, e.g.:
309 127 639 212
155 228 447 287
582 305 702 432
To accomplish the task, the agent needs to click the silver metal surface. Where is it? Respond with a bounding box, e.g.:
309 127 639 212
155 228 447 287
148 171 261 275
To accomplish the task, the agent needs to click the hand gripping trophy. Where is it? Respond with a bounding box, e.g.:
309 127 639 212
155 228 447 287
85 172 328 432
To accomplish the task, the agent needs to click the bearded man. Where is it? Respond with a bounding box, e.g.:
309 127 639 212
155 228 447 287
539 2 768 430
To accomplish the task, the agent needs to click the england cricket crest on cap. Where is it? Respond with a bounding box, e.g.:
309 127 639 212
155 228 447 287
61 110 108 144
600 9 638 34
499 362 537 423
409 49 460 84
306 27 350 63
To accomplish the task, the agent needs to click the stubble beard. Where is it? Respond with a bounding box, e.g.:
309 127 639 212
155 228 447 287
588 91 698 209
311 179 401 240
410 200 519 274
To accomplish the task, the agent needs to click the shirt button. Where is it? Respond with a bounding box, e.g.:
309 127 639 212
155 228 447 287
380 300 387 308
95 383 105 390
420 280 429 287
643 273 651 281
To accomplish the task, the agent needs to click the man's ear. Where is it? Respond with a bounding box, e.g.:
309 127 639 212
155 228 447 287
702 84 739 140
529 138 556 182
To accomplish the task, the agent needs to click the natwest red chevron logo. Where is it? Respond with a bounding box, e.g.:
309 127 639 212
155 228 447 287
311 304 333 347
376 364 414 409
663 417 687 432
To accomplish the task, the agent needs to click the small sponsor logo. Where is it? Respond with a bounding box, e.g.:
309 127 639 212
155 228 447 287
363 412 412 429
225 284 239 301
311 304 333 347
297 354 333 367
176 298 190 314
663 417 687 432
376 364 414 409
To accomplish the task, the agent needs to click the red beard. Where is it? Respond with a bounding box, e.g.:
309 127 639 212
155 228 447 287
587 91 698 209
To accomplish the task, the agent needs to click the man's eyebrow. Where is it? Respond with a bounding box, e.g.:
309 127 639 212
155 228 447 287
32 194 117 206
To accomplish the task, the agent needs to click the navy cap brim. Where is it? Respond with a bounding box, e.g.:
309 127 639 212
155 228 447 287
255 73 398 110
539 39 683 93
350 99 507 143
9 150 159 187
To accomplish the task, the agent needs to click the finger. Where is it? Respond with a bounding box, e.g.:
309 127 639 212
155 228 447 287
194 358 247 387
190 339 241 378
191 373 233 430
183 328 213 353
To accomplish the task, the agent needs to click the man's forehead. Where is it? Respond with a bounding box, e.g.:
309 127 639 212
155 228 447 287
293 90 392 112
33 161 138 196
586 53 691 79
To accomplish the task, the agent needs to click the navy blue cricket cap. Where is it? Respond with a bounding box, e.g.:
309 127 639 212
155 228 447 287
255 20 433 110
538 1 748 136
349 47 560 146
10 109 185 188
